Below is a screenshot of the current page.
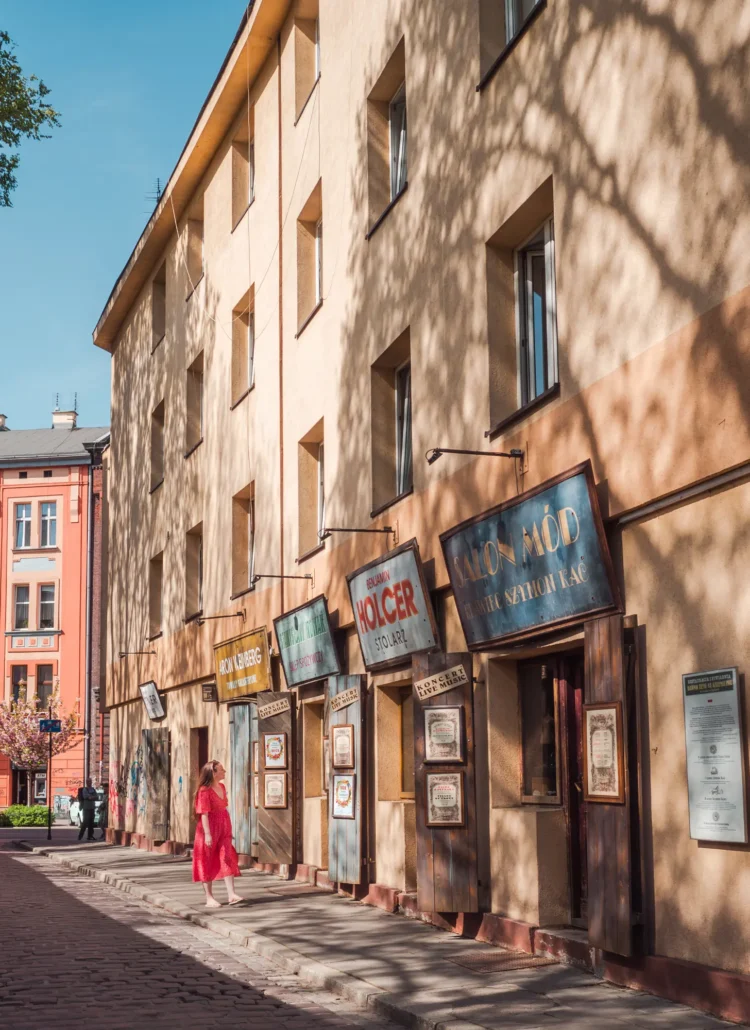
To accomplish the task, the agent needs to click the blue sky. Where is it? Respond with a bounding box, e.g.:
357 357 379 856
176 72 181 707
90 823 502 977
0 2 247 429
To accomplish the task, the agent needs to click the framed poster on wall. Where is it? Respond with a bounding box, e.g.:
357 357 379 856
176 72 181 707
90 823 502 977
426 772 464 827
424 707 463 763
253 774 259 809
263 732 287 769
331 724 354 769
264 772 287 809
332 774 356 819
252 741 259 773
583 702 625 804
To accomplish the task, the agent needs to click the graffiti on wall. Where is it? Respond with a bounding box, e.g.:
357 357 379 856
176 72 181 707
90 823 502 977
109 759 127 824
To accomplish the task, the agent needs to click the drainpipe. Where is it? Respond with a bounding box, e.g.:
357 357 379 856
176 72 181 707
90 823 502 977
277 31 285 617
83 457 95 784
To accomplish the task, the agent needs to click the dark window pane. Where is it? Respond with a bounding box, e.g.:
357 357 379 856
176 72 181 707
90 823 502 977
520 662 557 798
12 666 28 702
530 254 548 397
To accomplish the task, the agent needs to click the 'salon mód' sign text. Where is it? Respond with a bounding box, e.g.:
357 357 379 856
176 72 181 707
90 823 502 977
440 463 620 648
347 540 438 670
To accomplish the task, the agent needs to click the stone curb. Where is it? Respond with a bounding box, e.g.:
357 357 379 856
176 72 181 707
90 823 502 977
18 843 485 1030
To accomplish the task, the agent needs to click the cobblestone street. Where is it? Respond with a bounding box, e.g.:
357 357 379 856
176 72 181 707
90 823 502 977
0 849 399 1030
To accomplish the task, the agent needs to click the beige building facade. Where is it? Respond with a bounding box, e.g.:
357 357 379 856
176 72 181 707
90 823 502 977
95 0 750 1019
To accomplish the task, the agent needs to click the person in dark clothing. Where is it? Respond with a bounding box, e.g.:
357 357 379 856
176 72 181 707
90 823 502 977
77 778 97 841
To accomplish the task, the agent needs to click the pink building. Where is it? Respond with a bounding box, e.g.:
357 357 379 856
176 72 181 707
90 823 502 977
0 410 109 810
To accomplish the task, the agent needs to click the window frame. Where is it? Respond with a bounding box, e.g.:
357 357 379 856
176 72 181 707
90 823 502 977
40 501 57 548
389 82 408 201
14 584 30 629
519 660 562 806
399 684 415 799
11 665 28 702
38 584 56 630
15 503 31 549
514 218 558 409
36 664 54 709
395 359 413 497
316 442 326 539
248 310 256 390
314 218 323 306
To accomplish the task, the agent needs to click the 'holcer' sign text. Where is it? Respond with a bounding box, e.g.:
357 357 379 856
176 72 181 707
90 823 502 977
440 462 620 648
347 540 438 670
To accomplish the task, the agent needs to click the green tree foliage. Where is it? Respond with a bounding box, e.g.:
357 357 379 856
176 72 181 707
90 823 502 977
0 30 59 206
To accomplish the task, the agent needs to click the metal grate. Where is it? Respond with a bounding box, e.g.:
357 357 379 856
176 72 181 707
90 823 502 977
448 948 558 973
268 883 333 897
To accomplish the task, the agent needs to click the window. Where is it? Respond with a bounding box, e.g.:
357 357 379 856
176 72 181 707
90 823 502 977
186 522 203 617
19 471 27 479
151 400 165 489
14 585 29 629
389 83 407 200
12 666 27 702
371 328 413 511
152 261 166 350
298 420 324 556
478 0 544 80
520 661 559 802
366 39 407 229
232 486 255 597
294 1 320 119
399 686 415 798
36 665 54 709
15 503 31 548
505 0 543 46
516 218 557 406
186 197 204 297
186 351 204 453
231 111 255 229
40 502 57 547
39 585 55 629
231 289 255 404
149 552 163 637
43 470 52 478
296 180 323 331
395 362 413 496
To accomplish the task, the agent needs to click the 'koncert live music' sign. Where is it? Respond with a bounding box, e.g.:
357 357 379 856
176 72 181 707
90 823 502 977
440 462 620 648
347 540 439 671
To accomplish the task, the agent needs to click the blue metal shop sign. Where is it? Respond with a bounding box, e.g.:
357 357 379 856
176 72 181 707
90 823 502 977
440 462 621 648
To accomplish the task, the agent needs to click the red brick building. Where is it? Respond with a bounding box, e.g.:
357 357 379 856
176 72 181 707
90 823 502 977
0 409 109 812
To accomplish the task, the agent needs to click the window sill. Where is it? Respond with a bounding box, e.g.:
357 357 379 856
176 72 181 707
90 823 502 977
230 383 255 410
476 0 547 92
365 182 409 241
230 585 256 601
370 487 413 519
185 274 205 303
231 197 255 234
151 333 166 355
295 299 323 339
183 610 203 625
147 631 163 642
295 541 325 565
184 438 204 459
294 73 320 126
149 478 164 495
11 547 60 556
485 382 560 439
6 629 62 637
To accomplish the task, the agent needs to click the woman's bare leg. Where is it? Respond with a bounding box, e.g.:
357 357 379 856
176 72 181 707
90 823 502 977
202 882 221 908
224 876 242 903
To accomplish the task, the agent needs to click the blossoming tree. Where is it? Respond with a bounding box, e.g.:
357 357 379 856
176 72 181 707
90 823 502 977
0 688 79 776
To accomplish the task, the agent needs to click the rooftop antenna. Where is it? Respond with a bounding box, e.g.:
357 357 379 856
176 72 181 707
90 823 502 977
55 392 59 412
74 392 78 413
145 178 164 209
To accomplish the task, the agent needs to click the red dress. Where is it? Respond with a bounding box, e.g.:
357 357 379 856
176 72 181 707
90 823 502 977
192 784 241 882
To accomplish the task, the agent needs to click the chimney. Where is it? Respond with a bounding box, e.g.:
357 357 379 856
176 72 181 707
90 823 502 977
52 409 77 430
0 414 8 431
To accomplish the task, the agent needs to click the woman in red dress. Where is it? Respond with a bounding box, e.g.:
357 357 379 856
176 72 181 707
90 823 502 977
192 760 243 907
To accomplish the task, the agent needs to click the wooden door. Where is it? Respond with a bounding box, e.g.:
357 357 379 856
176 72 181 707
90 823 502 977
257 690 295 866
250 704 259 850
559 656 588 925
143 727 170 842
413 651 478 914
584 613 632 957
229 704 252 857
326 675 366 885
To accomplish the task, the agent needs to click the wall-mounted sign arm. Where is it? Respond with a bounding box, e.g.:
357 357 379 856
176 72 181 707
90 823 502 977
319 526 393 541
425 446 524 465
197 611 246 627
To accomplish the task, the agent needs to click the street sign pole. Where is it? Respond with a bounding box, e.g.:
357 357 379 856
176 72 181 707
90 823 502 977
47 703 53 841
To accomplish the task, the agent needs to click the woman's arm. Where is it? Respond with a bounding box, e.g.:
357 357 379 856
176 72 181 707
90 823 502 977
201 812 212 846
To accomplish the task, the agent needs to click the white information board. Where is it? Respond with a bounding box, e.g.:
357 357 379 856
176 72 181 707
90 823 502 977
683 668 747 844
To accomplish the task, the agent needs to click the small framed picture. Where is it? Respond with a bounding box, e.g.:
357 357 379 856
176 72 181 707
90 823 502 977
264 732 287 770
331 773 356 819
252 741 259 773
424 707 463 763
426 772 464 827
331 724 355 769
583 702 625 804
252 774 259 809
322 736 330 792
264 771 287 809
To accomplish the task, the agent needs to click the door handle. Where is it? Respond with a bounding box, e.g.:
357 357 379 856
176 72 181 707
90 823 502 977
573 781 582 793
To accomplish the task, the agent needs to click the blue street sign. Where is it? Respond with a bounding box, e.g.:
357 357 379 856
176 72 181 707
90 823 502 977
39 719 62 733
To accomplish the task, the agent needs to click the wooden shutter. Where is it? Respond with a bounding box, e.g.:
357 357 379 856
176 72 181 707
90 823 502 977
327 675 366 885
584 613 632 956
229 704 252 858
143 728 170 842
257 690 295 866
413 651 478 914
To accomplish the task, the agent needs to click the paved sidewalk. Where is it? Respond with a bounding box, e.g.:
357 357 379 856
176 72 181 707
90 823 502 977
23 841 738 1030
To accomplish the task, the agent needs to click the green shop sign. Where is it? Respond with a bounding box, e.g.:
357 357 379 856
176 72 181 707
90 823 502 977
274 595 341 687
440 461 621 648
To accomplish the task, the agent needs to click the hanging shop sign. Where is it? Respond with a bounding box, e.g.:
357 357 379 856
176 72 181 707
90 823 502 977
274 596 340 688
440 461 620 648
139 681 166 720
214 626 271 702
257 695 291 719
414 664 469 701
347 538 439 671
330 685 359 712
683 668 748 844
202 682 218 702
